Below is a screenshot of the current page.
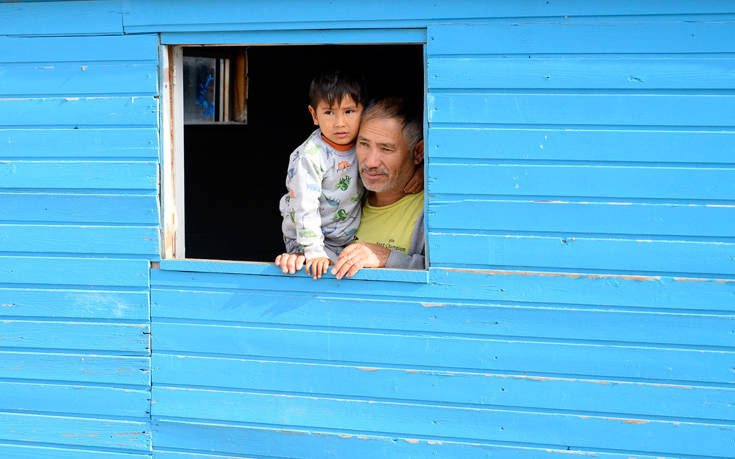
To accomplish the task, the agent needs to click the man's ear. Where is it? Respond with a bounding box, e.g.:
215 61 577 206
413 139 425 165
308 105 319 126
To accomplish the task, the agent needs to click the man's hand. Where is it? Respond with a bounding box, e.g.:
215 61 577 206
332 242 391 279
403 161 424 194
305 256 331 279
274 253 305 274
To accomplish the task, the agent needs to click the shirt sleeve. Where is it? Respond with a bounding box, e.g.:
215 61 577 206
286 147 328 260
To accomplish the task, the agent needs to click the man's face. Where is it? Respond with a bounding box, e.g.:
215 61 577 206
356 116 417 193
308 95 363 146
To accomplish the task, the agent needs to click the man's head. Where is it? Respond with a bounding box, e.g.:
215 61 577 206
356 97 423 197
307 69 367 146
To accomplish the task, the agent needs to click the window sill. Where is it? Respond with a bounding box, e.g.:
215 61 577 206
158 259 429 284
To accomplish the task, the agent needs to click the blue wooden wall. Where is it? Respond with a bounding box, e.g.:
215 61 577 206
3 1 735 458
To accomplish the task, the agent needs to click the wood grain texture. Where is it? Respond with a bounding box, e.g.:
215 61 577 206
0 257 149 287
429 162 735 200
428 21 735 55
0 161 157 190
0 97 158 127
0 35 158 63
0 128 158 159
428 56 735 90
0 224 159 256
430 232 735 275
0 444 150 459
0 320 149 353
0 0 123 36
0 412 149 451
428 127 735 163
428 92 735 127
152 386 735 458
0 380 150 418
1 193 158 225
151 288 735 347
0 62 158 96
153 354 735 421
123 0 735 32
0 288 148 320
152 420 683 459
429 198 735 237
152 322 735 383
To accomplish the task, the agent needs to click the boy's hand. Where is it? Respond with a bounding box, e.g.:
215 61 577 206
403 161 424 194
305 257 331 279
274 253 305 274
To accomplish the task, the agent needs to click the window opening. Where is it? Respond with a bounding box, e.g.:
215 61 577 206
165 44 423 262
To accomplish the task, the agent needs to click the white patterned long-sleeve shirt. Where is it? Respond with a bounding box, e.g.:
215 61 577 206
279 129 363 261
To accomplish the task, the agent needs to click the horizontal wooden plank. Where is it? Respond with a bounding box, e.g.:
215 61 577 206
0 350 149 385
151 289 735 347
160 259 427 283
428 92 735 127
430 232 735 275
0 35 158 64
428 22 735 55
0 0 123 36
0 62 158 96
152 387 735 457
125 1 735 32
0 257 149 288
428 127 735 163
0 161 157 190
163 28 425 45
0 224 159 256
0 320 149 353
428 56 735 89
1 193 158 225
0 97 158 127
0 288 148 320
150 268 735 313
152 322 735 383
153 354 735 421
429 198 735 238
0 128 158 159
152 422 678 459
0 380 149 418
0 412 149 451
429 163 735 200
0 443 150 459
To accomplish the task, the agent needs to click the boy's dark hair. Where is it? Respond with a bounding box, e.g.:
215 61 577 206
308 68 367 108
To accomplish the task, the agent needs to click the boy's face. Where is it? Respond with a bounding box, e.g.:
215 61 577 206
308 95 363 146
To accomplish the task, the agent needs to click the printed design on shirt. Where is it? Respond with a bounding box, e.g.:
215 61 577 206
289 189 295 199
350 193 362 202
306 183 320 192
337 160 352 170
336 176 351 191
299 229 317 238
305 142 321 157
289 210 295 223
323 194 340 207
333 209 349 222
376 238 407 254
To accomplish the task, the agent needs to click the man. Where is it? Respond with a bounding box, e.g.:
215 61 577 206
275 97 425 278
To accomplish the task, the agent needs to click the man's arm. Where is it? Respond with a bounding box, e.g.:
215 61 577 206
332 212 425 279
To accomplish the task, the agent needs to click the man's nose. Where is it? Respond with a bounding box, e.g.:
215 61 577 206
362 148 381 168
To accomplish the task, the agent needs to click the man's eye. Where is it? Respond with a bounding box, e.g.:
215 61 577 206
359 141 368 147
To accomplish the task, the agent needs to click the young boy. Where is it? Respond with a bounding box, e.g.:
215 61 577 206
276 69 366 279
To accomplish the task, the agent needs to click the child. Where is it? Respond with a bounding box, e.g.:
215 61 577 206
277 69 366 279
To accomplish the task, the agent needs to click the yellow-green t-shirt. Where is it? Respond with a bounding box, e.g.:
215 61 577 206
355 191 424 255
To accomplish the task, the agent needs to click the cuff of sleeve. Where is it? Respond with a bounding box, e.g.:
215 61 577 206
304 246 329 261
386 250 425 269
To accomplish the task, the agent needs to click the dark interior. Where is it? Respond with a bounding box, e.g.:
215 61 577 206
184 44 423 261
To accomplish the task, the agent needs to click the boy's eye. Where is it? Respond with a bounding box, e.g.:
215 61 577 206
324 110 333 115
